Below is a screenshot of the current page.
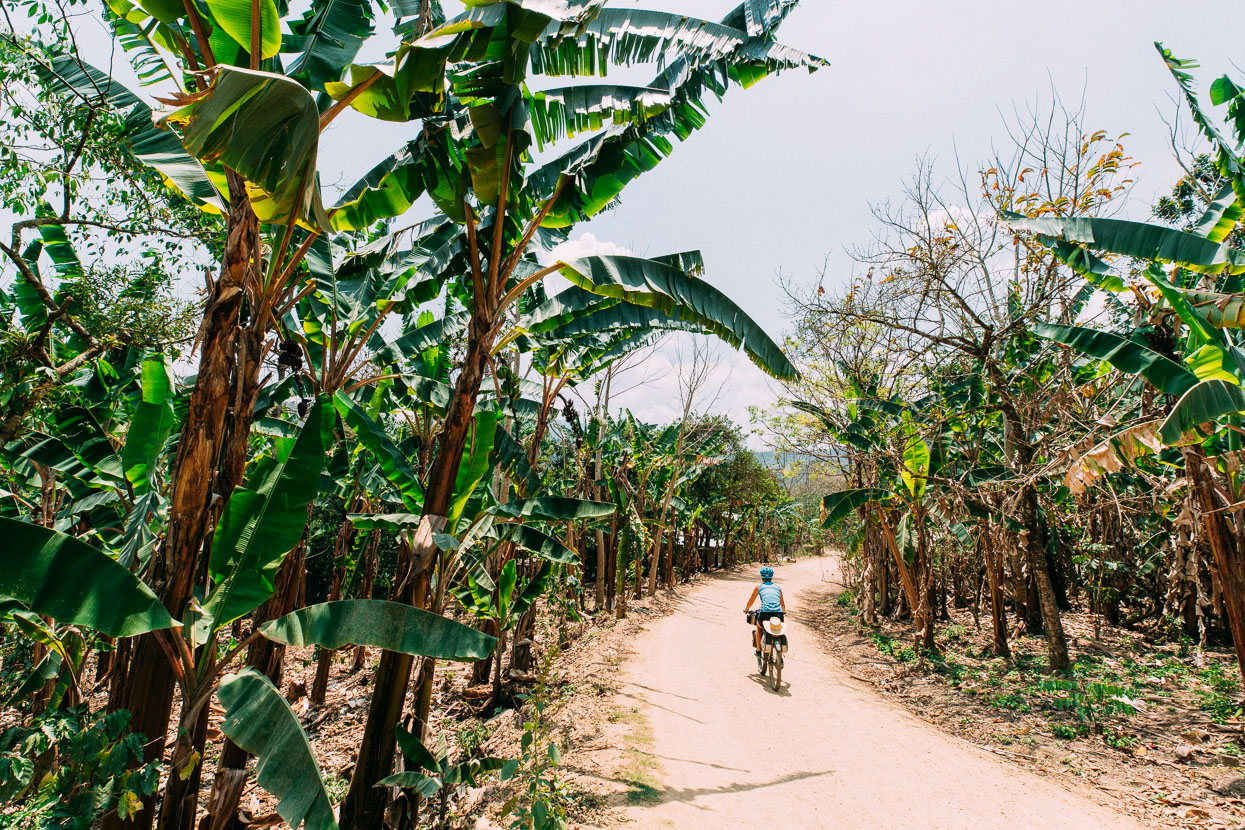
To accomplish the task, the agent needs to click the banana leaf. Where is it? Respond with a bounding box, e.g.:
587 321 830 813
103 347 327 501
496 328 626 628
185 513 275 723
491 496 614 521
204 0 282 59
0 517 175 637
165 66 328 228
495 523 577 563
1159 379 1245 446
1032 322 1199 397
900 417 929 500
556 255 797 380
1192 181 1243 243
1003 212 1245 275
260 599 496 660
334 391 424 509
202 399 331 633
122 354 175 497
217 670 337 830
1066 421 1163 495
449 411 498 529
285 0 375 91
821 488 889 528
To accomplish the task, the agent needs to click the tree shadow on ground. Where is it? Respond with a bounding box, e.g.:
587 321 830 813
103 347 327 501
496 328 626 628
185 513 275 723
624 768 834 808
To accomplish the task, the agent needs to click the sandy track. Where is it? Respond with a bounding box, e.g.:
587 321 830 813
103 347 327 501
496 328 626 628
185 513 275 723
614 556 1149 830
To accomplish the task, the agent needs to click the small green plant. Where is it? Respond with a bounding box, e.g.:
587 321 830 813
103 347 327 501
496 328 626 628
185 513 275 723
0 707 159 828
1101 727 1138 750
1040 679 1137 723
502 647 573 830
323 775 349 805
871 631 918 663
990 693 1031 713
381 726 510 830
456 722 494 760
1195 663 1243 723
1050 723 1084 740
941 623 967 642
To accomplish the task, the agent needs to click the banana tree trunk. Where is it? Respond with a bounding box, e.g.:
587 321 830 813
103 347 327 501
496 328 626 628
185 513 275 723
914 509 937 654
312 509 359 705
982 525 1010 658
1017 485 1069 671
351 533 379 672
104 172 259 830
875 507 920 628
203 523 309 830
1186 446 1245 686
339 306 493 830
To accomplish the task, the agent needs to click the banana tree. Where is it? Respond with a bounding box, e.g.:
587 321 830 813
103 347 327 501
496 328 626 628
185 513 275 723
381 725 511 830
454 558 551 703
1003 46 1245 683
58 0 822 823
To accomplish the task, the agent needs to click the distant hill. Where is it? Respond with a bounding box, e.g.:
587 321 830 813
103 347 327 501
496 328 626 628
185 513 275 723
752 449 844 483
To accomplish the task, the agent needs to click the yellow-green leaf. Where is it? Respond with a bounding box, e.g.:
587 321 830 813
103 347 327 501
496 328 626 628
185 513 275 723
204 0 282 59
1185 344 1242 384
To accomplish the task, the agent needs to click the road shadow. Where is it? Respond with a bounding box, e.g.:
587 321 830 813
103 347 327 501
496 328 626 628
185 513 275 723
625 768 834 809
614 689 707 725
747 670 792 697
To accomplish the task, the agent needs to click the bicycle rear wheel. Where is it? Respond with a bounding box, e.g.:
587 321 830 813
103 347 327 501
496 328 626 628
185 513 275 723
770 651 783 691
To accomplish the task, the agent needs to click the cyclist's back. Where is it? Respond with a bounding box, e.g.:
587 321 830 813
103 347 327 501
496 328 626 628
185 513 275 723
757 581 783 612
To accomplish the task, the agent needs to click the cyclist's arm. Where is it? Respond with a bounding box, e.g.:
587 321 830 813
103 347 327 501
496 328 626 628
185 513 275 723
780 589 787 612
744 586 759 612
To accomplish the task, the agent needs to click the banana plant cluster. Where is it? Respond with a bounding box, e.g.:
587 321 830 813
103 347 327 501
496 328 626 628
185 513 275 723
2 0 821 827
999 45 1245 684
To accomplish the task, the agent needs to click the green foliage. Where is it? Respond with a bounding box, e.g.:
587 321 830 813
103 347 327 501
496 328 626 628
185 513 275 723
260 599 498 660
217 670 338 830
1198 663 1244 723
0 517 176 637
501 648 572 830
379 726 510 822
1039 679 1137 723
0 707 159 829
456 722 494 759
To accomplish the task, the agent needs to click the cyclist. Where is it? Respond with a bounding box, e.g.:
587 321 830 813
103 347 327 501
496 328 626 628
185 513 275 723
744 566 786 673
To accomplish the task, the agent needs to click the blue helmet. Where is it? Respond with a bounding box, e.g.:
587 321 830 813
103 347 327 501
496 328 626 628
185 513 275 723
760 566 774 580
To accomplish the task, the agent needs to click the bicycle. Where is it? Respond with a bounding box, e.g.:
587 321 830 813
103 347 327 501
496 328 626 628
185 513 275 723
746 610 788 691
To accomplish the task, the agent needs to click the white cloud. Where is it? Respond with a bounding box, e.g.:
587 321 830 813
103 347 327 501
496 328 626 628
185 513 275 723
541 232 633 265
604 334 782 449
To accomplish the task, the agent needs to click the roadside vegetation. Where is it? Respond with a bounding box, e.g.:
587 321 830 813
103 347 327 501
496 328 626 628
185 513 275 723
5 0 1245 826
768 42 1245 830
0 0 824 827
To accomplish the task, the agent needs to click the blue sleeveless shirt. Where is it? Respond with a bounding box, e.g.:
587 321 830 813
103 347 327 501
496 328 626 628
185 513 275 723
758 582 783 612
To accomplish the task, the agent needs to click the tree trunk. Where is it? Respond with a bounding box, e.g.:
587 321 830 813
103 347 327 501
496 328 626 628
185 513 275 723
202 529 308 830
1186 447 1245 686
915 510 937 654
104 172 259 830
157 692 212 830
983 527 1010 658
351 532 379 672
594 523 607 611
1018 486 1070 671
339 307 492 830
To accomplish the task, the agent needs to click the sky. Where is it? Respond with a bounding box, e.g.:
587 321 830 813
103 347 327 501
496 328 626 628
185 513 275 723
535 1 1245 445
48 1 1245 445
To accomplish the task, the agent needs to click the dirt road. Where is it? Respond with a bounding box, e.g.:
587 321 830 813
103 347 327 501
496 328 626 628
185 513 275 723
613 556 1149 830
